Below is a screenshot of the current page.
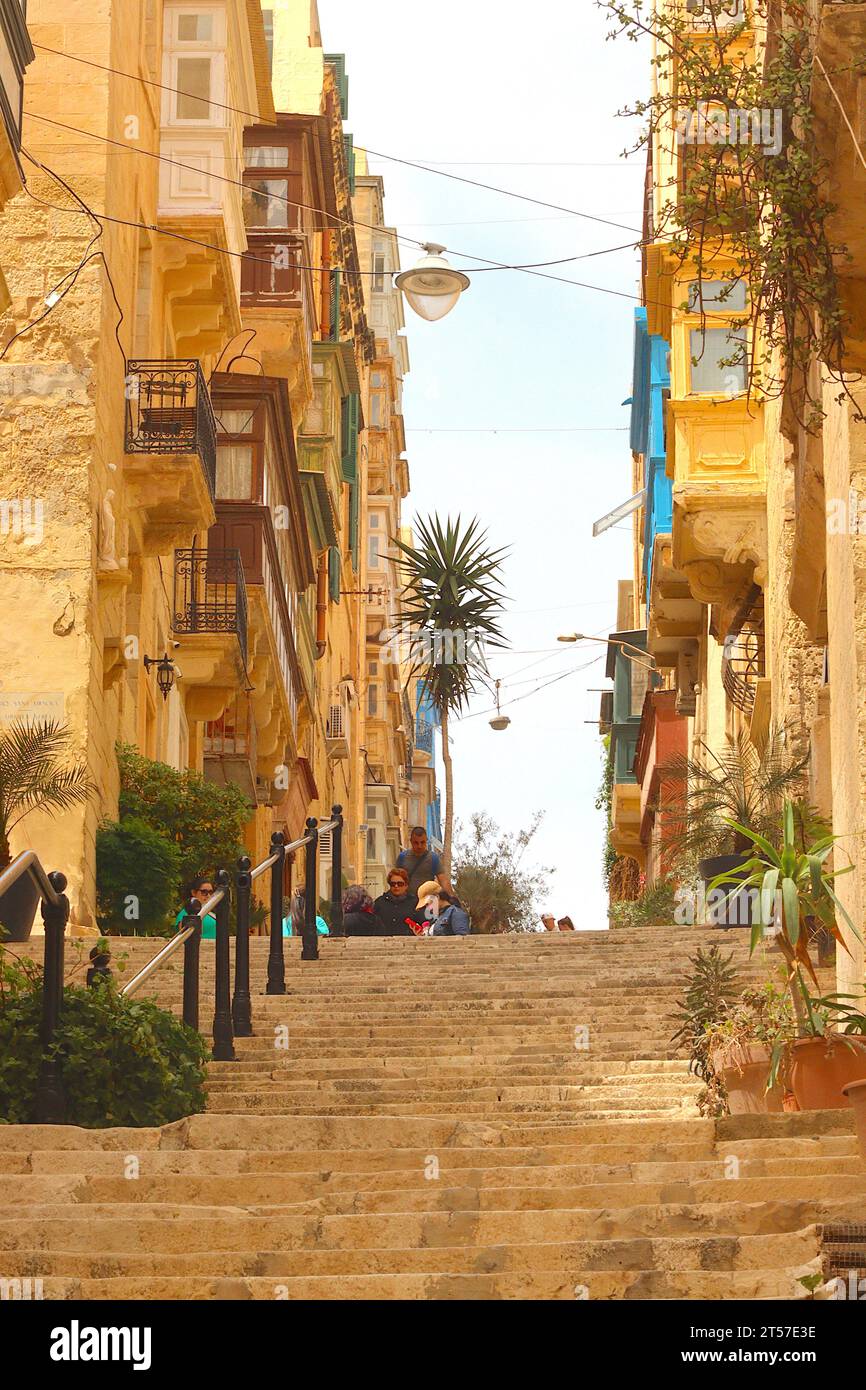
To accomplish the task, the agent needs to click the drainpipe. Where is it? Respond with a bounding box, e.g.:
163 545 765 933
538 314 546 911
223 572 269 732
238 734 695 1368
316 552 328 658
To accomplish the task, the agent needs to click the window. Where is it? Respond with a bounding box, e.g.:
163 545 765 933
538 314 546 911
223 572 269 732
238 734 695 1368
262 9 274 71
246 146 290 168
177 13 213 41
242 138 304 233
175 56 213 119
244 178 289 228
373 253 386 292
368 534 380 570
214 406 259 500
370 394 384 427
368 683 379 717
689 326 747 394
686 280 747 314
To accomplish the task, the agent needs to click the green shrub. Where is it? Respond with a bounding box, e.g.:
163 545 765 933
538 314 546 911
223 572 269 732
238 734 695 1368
96 816 181 936
609 879 678 929
0 948 208 1127
117 743 250 893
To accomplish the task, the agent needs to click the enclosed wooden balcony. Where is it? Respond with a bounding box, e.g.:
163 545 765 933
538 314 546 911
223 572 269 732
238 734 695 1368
124 361 217 553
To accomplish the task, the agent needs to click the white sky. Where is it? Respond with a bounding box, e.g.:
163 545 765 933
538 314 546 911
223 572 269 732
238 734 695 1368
319 0 650 927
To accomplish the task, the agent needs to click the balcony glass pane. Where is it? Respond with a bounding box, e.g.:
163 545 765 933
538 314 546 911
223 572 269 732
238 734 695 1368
244 178 289 228
689 327 746 394
629 658 651 717
175 58 212 119
686 280 747 313
178 14 213 41
246 146 290 169
215 444 253 499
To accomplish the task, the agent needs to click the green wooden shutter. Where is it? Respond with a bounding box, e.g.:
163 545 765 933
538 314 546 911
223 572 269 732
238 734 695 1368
328 545 341 603
340 392 359 482
329 269 341 341
349 482 360 571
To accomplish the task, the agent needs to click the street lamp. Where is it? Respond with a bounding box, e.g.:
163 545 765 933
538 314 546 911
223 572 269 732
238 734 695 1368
489 678 511 731
395 244 470 322
557 632 657 671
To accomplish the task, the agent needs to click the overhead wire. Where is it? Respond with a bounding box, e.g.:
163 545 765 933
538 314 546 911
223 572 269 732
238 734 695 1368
31 41 644 233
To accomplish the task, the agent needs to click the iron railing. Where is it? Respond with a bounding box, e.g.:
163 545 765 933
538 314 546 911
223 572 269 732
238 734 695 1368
2 811 345 1118
173 546 248 662
0 852 70 1122
124 360 217 498
722 583 765 715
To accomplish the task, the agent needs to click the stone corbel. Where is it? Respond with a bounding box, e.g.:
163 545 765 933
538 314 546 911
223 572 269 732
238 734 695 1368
689 512 768 588
102 638 128 692
185 685 233 724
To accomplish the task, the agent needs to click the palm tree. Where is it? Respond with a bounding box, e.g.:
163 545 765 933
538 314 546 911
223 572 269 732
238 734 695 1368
0 720 90 869
659 726 814 866
393 515 508 874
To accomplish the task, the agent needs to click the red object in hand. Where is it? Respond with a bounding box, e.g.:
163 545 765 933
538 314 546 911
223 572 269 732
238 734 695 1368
406 918 424 936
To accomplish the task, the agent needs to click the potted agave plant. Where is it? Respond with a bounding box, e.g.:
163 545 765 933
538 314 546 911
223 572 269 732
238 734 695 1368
711 800 866 1111
705 978 795 1115
0 719 89 942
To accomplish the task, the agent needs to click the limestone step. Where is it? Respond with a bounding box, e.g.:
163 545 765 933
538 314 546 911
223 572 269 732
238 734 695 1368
0 1229 820 1279
29 1267 818 1300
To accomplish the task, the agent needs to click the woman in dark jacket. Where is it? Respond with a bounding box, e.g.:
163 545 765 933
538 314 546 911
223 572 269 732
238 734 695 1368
374 867 422 937
342 885 385 937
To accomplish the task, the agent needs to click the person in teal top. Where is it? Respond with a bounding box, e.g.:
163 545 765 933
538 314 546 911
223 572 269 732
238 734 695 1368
282 886 330 938
175 876 217 941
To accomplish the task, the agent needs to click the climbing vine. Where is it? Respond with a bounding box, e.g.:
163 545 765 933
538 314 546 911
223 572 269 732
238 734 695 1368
601 0 866 421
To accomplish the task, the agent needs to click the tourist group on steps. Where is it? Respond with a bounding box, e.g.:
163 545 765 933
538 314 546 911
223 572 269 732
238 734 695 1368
173 826 576 941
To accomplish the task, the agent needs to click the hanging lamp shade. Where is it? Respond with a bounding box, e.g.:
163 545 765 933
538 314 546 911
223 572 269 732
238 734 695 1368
395 244 470 322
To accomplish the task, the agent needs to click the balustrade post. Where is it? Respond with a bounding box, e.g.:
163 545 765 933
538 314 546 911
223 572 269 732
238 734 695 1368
266 832 287 995
182 899 202 1032
232 856 253 1037
33 871 70 1124
212 869 236 1061
331 804 344 938
302 818 319 961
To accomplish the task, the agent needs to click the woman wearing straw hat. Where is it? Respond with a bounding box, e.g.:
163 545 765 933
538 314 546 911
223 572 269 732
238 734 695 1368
417 881 471 937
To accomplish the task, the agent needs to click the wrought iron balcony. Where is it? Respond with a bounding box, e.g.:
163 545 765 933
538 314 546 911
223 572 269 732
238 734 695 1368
722 584 765 716
125 360 217 498
173 547 248 662
415 721 434 756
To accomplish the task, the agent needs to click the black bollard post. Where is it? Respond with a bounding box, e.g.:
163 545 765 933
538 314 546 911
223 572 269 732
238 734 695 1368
331 804 344 938
33 871 70 1124
302 818 319 961
232 855 253 1037
266 831 287 995
212 869 236 1061
182 899 202 1032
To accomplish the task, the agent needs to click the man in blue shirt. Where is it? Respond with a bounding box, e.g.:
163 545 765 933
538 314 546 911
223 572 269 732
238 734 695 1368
396 826 447 896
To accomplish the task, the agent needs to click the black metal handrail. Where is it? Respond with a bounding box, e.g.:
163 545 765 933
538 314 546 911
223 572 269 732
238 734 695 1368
8 809 344 1116
124 359 217 498
173 545 248 662
0 852 70 1123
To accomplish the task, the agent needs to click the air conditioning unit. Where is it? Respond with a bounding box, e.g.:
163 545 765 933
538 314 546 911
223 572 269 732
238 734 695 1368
685 0 746 27
325 701 349 760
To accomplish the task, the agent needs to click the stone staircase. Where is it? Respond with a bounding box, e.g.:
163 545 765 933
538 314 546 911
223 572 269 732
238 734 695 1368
2 927 862 1300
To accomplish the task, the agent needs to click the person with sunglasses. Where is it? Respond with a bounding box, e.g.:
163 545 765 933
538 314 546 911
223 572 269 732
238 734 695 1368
174 876 218 941
374 869 423 936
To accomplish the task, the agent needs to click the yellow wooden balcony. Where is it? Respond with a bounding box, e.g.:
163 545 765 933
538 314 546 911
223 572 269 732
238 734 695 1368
664 265 767 631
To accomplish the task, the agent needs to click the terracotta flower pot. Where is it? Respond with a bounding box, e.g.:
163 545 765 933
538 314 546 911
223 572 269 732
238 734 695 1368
710 1041 783 1115
842 1079 866 1163
789 1035 866 1112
